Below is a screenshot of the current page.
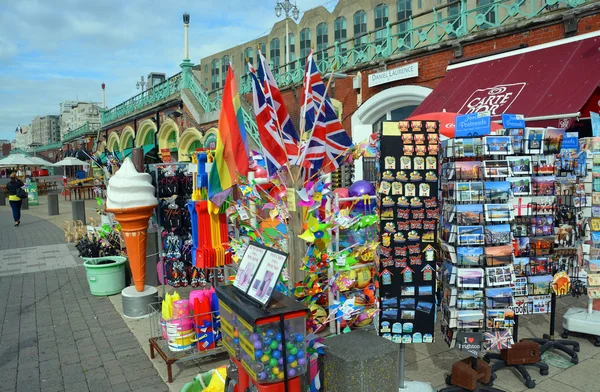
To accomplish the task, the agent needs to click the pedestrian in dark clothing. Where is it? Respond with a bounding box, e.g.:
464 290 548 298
6 172 24 226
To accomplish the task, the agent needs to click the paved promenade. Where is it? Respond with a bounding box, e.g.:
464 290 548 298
0 209 169 392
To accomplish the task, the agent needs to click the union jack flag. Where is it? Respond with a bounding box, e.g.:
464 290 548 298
256 51 299 159
299 51 352 179
249 64 287 176
484 330 513 350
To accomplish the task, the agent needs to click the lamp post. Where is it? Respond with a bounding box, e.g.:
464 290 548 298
183 13 190 60
136 76 146 91
275 1 300 73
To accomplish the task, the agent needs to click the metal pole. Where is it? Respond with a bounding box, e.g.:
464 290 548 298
398 343 406 390
285 16 290 73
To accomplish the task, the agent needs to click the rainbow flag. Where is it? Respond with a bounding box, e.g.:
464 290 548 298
209 64 249 205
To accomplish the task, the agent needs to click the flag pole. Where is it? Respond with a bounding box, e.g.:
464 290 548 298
296 59 338 183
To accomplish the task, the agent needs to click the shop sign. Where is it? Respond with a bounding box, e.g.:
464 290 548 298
591 112 600 137
455 331 483 357
501 114 525 129
160 148 172 163
455 112 492 138
368 63 419 88
458 83 526 117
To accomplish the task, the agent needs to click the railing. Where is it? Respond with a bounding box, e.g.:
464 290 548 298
99 0 590 146
236 0 589 95
33 142 62 153
62 122 100 143
101 73 184 125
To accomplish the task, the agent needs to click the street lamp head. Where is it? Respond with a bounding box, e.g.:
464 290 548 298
275 3 282 17
292 6 299 21
183 13 190 25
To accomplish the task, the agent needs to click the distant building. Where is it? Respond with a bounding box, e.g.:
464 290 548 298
31 115 60 144
14 124 32 151
0 142 11 158
60 101 101 138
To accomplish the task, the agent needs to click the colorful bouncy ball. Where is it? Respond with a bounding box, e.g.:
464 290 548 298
348 180 376 209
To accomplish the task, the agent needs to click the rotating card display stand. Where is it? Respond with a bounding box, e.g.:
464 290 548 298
562 137 600 346
438 128 569 390
378 120 440 392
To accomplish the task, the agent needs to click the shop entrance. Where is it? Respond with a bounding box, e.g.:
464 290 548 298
351 85 432 181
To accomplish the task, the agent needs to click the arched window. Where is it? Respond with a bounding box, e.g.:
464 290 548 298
285 33 296 70
353 11 367 52
270 38 280 73
300 28 311 60
259 42 266 56
334 16 347 55
374 4 389 46
316 23 328 61
244 47 254 72
211 59 220 90
221 55 229 87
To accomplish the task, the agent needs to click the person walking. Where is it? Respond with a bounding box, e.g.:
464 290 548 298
6 172 25 226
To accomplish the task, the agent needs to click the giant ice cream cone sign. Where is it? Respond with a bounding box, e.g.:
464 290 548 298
106 158 157 292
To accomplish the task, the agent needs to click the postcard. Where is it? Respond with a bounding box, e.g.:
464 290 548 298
461 138 483 157
486 309 515 329
401 310 416 320
507 156 532 175
530 295 551 314
484 181 510 201
528 275 553 295
484 136 513 155
529 257 551 275
456 247 484 266
484 224 511 245
457 310 484 329
508 177 531 196
455 204 484 225
506 128 525 154
532 176 555 196
511 296 530 315
485 244 514 266
456 268 485 288
456 182 484 202
457 226 485 246
544 128 565 154
525 128 545 154
484 203 511 222
511 277 528 296
483 160 510 178
401 286 415 296
589 259 600 272
486 287 514 308
455 161 482 180
532 155 555 175
486 265 516 287
457 298 484 310
399 298 416 309
513 257 530 277
530 237 554 257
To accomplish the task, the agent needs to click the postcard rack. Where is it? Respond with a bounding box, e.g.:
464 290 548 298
440 129 573 390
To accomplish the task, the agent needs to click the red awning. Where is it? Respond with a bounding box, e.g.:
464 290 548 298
412 32 600 120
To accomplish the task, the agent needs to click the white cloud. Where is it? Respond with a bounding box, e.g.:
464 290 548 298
0 0 333 140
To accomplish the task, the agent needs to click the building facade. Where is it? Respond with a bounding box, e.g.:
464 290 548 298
31 115 60 145
98 0 600 177
60 101 102 137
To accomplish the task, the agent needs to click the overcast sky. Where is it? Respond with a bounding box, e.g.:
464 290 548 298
0 0 330 141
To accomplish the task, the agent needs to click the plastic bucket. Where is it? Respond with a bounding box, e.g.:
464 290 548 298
82 256 127 296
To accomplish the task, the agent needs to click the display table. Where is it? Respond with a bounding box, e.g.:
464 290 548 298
64 184 105 201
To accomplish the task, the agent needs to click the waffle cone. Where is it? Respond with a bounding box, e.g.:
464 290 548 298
107 205 156 292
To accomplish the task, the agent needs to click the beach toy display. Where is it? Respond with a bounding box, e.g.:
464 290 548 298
106 158 158 292
215 285 309 386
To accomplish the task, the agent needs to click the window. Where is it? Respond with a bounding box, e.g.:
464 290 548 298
221 55 229 87
259 42 266 56
316 23 328 61
334 16 347 55
205 78 208 88
270 38 280 73
447 0 460 37
353 11 367 53
418 0 422 8
244 47 254 72
478 0 497 26
397 0 413 50
374 4 388 46
211 59 219 90
300 28 311 60
285 33 296 70
204 64 208 73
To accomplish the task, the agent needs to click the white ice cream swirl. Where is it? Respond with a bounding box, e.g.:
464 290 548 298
106 158 157 210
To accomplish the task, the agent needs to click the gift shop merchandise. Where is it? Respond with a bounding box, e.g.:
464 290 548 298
378 120 439 344
562 137 600 346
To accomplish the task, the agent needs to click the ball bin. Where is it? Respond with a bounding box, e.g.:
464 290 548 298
216 285 308 392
